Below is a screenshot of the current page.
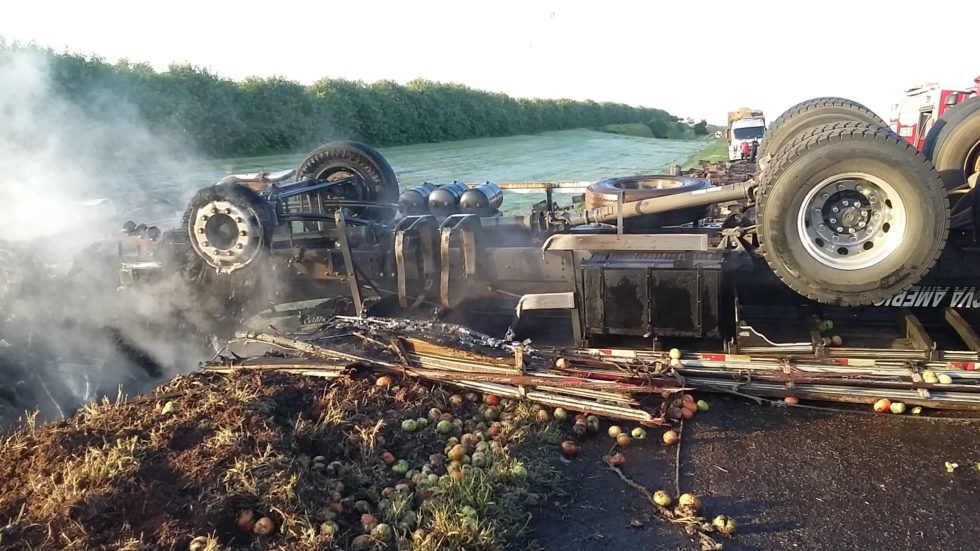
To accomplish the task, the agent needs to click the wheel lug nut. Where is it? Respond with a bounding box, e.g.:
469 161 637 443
818 224 826 231
830 217 837 223
202 241 209 247
211 207 218 214
859 221 866 228
842 200 850 207
832 207 840 213
849 228 856 234
197 228 204 234
822 193 830 200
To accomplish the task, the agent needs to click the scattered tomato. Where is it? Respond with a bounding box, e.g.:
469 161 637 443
448 444 467 462
436 420 454 434
681 407 695 420
560 440 579 458
662 430 679 446
392 459 410 476
371 523 393 540
375 375 392 388
586 415 600 433
784 396 799 405
652 490 672 507
609 452 626 467
235 510 255 533
616 433 632 447
484 394 500 406
678 493 701 511
669 348 682 360
889 401 906 414
253 516 276 536
360 513 377 531
608 425 623 438
401 419 418 433
380 451 395 466
696 399 709 412
938 373 954 384
712 515 737 535
631 427 647 440
553 408 568 421
873 398 891 413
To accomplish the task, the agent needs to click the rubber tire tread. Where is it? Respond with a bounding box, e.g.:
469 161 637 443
583 176 712 230
922 97 980 228
759 97 886 165
756 122 949 306
295 141 399 222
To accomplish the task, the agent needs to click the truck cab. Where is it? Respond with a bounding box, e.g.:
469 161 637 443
728 116 766 161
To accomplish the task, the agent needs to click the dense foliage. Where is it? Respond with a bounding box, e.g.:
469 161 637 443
3 42 692 157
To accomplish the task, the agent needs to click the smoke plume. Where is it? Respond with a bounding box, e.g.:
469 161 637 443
0 47 214 426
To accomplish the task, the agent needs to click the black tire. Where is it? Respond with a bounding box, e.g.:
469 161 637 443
756 123 948 306
295 141 399 222
583 176 712 231
182 182 275 274
759 97 886 170
922 97 980 228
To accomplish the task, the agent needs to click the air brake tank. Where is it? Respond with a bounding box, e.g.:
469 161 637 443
459 182 503 216
398 182 438 215
427 181 469 218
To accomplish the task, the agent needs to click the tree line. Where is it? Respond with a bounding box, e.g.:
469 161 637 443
3 42 694 157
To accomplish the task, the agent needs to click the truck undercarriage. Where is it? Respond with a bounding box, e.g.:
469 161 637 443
14 94 977 415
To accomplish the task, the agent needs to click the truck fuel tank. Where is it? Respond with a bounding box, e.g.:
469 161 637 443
428 181 469 218
459 182 503 216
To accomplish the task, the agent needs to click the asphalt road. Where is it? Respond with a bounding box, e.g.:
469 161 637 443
533 396 980 550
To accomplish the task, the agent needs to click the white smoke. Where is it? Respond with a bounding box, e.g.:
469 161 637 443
0 47 215 425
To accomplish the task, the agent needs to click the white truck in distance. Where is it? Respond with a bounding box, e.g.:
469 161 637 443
727 108 766 161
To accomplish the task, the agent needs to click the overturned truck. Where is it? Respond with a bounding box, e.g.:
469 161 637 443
126 96 980 409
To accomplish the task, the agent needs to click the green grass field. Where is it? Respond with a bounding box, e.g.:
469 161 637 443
139 129 706 215
681 139 728 169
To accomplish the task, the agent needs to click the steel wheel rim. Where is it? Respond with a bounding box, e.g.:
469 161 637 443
797 172 907 270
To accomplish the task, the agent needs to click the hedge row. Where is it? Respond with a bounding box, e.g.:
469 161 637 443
3 42 691 157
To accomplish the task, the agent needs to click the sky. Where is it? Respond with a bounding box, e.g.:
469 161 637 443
1 0 977 124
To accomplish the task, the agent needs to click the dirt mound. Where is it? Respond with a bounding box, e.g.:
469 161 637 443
0 371 565 550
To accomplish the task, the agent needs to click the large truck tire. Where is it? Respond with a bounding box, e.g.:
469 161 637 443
183 182 275 275
758 97 886 171
295 141 399 223
922 96 980 229
756 123 948 306
583 176 712 231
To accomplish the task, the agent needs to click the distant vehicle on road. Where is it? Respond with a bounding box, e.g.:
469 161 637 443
726 108 765 161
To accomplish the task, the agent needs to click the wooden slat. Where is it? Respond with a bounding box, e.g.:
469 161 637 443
945 308 980 352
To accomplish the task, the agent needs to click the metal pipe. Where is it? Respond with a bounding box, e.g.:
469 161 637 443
566 180 755 226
